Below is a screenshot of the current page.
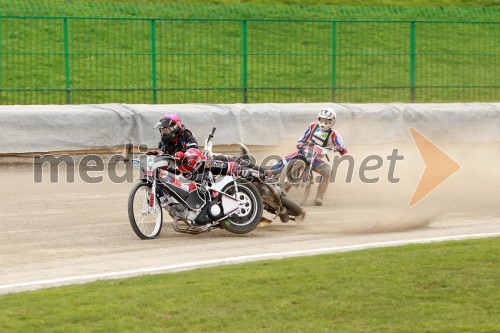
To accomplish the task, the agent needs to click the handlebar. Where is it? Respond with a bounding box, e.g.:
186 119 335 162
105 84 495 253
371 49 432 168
207 127 216 143
156 154 176 161
301 142 340 152
203 127 217 157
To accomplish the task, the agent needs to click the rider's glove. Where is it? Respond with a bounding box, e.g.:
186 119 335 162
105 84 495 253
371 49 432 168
174 151 185 162
296 142 305 149
146 150 158 156
338 147 349 156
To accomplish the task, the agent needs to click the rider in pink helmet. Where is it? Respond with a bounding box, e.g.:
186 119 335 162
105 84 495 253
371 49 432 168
152 114 203 172
152 114 249 177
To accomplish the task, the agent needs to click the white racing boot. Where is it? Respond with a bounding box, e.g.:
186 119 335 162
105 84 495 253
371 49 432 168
314 194 323 206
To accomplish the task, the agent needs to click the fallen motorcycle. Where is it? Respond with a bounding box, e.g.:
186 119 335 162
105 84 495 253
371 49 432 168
206 131 306 224
128 136 263 239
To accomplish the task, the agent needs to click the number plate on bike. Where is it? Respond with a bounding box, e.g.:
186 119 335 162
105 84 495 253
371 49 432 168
131 158 141 168
146 156 155 176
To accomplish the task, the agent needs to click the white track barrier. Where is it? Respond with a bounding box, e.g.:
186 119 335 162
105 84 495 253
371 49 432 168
0 103 499 153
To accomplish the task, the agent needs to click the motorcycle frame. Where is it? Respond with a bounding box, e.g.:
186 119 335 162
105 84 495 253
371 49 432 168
133 155 243 222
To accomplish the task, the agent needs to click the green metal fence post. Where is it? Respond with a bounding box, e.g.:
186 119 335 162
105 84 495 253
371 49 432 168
331 21 337 102
63 18 71 104
0 19 2 87
150 19 157 104
410 21 416 103
241 20 248 103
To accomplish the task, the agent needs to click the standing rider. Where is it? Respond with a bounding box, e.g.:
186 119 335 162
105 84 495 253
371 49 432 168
295 108 349 206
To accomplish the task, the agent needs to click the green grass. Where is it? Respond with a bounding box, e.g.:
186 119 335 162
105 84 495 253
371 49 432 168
83 0 500 7
1 238 499 332
0 0 498 104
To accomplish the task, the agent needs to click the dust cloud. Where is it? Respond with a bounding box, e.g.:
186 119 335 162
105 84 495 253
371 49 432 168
240 138 500 234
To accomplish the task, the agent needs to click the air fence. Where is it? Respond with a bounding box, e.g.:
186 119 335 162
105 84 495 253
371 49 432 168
1 103 499 154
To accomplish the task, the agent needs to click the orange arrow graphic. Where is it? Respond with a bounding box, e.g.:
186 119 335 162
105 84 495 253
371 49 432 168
409 127 460 207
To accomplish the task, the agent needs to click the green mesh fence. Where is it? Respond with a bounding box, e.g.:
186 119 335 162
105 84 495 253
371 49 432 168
1 1 499 21
0 2 498 104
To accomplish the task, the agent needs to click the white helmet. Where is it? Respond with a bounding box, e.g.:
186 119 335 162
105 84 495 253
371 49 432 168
318 108 336 130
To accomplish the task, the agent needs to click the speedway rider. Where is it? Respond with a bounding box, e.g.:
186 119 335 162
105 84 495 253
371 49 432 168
150 113 203 174
276 108 348 206
150 113 248 178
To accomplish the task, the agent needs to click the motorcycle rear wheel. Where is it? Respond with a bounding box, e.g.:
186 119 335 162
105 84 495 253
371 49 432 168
128 182 163 239
220 180 263 234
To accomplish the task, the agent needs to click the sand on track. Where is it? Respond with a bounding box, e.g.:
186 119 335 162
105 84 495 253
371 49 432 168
0 140 499 294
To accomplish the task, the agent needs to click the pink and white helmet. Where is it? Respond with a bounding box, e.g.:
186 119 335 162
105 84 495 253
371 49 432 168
154 113 183 141
318 108 336 130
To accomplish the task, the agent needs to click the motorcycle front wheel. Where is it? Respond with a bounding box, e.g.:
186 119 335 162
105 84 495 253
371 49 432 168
128 182 163 239
279 156 312 206
220 180 263 234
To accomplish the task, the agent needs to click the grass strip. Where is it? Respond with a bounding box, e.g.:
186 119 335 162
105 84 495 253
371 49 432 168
0 237 498 332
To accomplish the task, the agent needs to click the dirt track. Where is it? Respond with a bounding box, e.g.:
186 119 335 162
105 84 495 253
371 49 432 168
1 142 499 294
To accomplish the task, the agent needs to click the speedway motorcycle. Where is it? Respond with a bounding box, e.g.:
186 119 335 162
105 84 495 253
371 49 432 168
128 133 263 239
277 142 338 205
